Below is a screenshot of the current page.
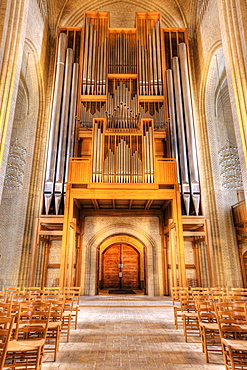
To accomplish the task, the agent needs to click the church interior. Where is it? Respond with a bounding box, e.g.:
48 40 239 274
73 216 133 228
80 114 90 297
1 0 247 368
1 0 247 294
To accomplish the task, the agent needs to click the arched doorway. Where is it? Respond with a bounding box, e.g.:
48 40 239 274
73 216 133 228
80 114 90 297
102 243 140 290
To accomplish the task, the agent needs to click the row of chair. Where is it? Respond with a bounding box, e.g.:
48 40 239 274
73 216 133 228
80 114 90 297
0 286 81 369
171 287 247 370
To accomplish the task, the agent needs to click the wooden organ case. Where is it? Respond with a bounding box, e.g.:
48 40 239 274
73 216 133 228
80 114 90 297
30 12 216 293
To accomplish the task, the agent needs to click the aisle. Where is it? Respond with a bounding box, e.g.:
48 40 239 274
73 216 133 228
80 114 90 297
42 295 225 369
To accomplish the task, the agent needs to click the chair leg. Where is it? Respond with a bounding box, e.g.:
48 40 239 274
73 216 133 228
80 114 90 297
183 315 187 342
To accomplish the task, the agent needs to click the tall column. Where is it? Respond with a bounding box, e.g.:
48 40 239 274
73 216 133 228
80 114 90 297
217 0 247 199
0 0 30 202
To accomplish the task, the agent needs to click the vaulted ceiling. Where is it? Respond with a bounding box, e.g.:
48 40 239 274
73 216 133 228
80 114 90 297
46 0 205 34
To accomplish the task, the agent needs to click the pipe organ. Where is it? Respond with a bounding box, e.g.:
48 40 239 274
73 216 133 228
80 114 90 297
43 12 201 216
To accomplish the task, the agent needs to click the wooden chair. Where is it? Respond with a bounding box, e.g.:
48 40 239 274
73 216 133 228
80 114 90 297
215 301 247 370
42 295 64 361
0 316 14 369
62 292 74 342
4 301 51 369
171 287 188 329
63 287 80 329
180 290 200 342
196 299 221 363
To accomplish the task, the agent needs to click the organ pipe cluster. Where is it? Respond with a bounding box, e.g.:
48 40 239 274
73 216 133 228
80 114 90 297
143 123 154 183
82 16 108 95
166 42 200 215
92 121 103 182
92 120 154 184
137 21 163 95
80 101 105 129
106 81 139 130
44 12 202 215
140 102 166 130
109 31 136 74
44 32 79 214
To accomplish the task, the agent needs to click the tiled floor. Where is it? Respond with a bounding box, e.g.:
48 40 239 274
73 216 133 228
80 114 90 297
42 295 225 369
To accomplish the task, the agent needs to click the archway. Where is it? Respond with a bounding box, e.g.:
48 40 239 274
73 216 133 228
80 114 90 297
95 233 147 295
102 243 140 290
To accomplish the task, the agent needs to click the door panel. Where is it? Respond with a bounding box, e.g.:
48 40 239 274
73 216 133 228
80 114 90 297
122 244 139 288
102 243 139 289
103 244 120 288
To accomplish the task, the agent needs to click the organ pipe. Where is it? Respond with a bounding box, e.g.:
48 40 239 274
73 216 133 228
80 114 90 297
65 62 80 185
54 47 74 214
166 69 180 183
178 42 200 215
138 21 163 95
172 56 190 215
44 32 68 214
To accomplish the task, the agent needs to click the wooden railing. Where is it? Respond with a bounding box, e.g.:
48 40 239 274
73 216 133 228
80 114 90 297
232 200 247 225
68 157 178 186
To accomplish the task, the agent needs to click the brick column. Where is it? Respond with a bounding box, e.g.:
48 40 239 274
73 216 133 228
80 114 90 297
0 0 30 202
217 0 247 199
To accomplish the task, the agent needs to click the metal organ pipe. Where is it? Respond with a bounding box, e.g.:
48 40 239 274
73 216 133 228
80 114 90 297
54 47 74 214
44 32 68 214
155 21 163 95
65 62 80 186
82 17 90 95
166 69 180 184
172 56 190 215
152 28 158 95
178 42 200 215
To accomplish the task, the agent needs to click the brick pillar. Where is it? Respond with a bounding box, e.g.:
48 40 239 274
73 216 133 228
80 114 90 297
0 0 30 202
217 0 247 200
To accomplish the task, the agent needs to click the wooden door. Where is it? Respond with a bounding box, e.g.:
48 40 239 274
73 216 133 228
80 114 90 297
102 243 140 289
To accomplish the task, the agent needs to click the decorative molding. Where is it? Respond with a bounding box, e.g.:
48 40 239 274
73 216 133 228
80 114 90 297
4 139 27 192
37 0 48 21
197 0 210 27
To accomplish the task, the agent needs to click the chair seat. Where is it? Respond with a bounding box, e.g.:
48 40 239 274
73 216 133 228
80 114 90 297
183 312 198 318
62 312 72 318
222 338 247 351
7 338 45 351
48 321 62 329
199 322 219 330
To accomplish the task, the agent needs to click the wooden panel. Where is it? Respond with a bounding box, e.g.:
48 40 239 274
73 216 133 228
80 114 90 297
103 245 120 288
122 245 139 289
232 201 247 225
156 159 177 184
69 158 91 184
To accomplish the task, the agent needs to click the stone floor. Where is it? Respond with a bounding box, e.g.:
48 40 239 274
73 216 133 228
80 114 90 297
42 295 225 369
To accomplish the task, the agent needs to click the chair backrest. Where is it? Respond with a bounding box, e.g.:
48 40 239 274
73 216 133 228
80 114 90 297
227 290 247 301
49 300 64 322
171 287 188 304
63 292 75 313
215 301 247 339
195 299 216 323
0 316 14 369
0 302 12 317
16 301 51 340
179 290 196 312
